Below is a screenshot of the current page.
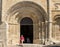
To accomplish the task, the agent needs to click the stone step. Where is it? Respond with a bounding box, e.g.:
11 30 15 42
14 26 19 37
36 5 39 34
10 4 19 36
22 44 44 47
7 44 60 47
8 44 45 47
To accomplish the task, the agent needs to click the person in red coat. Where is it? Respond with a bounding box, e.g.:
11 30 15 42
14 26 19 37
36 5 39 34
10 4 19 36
20 35 25 44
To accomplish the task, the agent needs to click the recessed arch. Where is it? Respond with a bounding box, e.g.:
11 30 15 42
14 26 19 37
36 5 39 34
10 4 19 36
5 1 48 44
6 1 48 22
53 15 60 21
20 17 33 25
52 15 60 42
20 17 33 43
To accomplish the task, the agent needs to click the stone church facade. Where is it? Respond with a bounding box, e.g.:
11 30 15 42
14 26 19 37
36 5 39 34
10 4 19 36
0 0 60 47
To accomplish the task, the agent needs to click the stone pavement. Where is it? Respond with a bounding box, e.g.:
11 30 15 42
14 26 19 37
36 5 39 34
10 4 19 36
7 44 60 47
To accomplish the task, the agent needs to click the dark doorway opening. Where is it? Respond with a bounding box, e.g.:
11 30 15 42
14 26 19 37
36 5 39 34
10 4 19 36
20 17 33 43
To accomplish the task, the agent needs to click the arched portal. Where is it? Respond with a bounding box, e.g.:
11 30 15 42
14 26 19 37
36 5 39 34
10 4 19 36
5 1 48 44
20 17 33 43
52 15 60 42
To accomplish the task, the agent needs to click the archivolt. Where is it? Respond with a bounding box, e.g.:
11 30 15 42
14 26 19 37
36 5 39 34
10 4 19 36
53 15 60 21
6 1 48 22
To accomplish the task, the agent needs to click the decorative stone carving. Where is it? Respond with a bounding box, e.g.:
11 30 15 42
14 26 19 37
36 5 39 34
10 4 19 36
54 3 60 10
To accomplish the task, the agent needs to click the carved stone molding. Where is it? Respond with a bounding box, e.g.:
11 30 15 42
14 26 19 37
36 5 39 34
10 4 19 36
54 3 60 10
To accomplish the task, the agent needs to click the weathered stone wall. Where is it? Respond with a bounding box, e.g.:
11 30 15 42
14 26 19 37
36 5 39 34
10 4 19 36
1 0 60 46
7 23 20 45
49 0 60 43
52 11 60 42
0 22 7 47
2 0 48 45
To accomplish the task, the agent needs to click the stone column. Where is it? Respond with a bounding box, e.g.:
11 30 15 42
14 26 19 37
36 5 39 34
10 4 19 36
0 0 2 22
49 21 53 42
45 21 48 43
49 0 53 42
41 22 45 44
49 21 53 43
